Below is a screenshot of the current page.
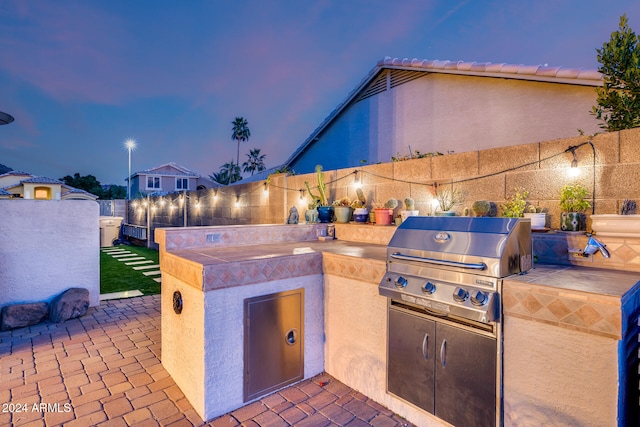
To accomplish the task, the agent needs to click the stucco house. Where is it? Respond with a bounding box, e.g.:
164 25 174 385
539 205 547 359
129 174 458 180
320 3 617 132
127 162 218 197
283 57 604 174
0 170 98 200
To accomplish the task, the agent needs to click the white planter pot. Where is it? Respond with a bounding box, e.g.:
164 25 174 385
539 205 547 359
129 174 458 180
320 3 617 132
523 213 546 230
591 214 640 237
400 210 419 222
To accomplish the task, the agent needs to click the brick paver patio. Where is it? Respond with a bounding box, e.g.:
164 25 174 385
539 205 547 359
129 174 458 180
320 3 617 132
0 295 413 426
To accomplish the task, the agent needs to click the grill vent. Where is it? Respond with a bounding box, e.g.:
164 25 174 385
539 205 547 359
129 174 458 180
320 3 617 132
356 69 426 102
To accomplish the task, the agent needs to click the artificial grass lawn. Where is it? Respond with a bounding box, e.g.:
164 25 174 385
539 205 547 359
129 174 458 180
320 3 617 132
100 245 161 295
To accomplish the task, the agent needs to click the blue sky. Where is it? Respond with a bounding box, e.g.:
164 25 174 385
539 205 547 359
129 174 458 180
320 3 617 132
1 0 639 185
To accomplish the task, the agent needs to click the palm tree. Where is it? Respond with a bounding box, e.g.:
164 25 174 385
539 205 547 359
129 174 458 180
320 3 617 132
242 148 267 176
231 117 250 167
210 160 241 185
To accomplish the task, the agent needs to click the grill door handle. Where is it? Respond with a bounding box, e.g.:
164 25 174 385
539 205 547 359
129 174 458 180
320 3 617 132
440 339 447 366
422 333 429 360
390 253 487 270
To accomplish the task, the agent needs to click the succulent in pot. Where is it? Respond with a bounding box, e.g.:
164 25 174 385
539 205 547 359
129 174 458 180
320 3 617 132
523 205 547 230
434 185 463 215
304 165 333 222
472 200 491 217
351 188 368 222
332 197 352 223
401 197 419 221
374 198 398 225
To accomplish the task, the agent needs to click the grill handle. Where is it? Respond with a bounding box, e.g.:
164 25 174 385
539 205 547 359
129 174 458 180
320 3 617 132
390 252 487 270
422 333 429 360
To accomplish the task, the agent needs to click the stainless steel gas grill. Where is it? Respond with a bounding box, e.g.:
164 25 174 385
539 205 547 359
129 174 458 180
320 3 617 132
379 216 532 427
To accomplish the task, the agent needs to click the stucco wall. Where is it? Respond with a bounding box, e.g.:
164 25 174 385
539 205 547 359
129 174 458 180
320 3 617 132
324 274 447 427
161 272 325 421
290 72 601 174
503 316 619 427
0 200 100 309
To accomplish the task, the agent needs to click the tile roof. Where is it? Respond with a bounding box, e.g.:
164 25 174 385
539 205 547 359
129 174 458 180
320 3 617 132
0 170 32 178
19 176 64 184
379 57 603 85
135 162 199 177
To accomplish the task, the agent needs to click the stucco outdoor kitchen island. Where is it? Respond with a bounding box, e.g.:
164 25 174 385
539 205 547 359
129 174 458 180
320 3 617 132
155 223 640 426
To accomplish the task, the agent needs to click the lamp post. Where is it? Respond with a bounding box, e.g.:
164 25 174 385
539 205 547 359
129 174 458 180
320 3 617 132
124 138 137 200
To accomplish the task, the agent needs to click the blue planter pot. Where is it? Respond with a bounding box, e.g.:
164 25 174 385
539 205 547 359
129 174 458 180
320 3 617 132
317 206 334 223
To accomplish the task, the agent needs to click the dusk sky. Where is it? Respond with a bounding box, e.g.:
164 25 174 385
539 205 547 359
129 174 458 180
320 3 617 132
1 1 639 185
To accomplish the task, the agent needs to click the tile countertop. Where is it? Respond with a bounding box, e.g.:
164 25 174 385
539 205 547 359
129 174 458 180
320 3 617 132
503 264 640 339
167 239 388 265
507 264 640 299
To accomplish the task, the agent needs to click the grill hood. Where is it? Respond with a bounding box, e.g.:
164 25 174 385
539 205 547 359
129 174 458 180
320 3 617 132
387 216 533 278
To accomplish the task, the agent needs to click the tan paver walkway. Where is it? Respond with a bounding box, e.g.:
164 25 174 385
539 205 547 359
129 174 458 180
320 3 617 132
0 295 413 426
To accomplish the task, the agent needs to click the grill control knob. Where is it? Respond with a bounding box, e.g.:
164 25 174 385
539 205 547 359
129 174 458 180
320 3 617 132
395 276 408 288
452 287 469 303
423 281 436 295
471 290 488 306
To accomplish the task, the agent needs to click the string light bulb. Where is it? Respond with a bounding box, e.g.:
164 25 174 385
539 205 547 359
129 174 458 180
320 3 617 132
353 170 361 189
568 147 580 177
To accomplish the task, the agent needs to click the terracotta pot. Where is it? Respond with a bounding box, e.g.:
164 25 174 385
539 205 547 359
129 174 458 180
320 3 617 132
374 208 393 225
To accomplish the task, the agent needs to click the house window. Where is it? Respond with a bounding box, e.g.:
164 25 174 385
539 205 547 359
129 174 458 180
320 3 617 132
176 178 189 190
34 187 51 200
146 176 161 189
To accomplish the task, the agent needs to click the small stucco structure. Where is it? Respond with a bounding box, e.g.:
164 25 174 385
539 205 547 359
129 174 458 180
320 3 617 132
0 200 100 309
284 57 603 174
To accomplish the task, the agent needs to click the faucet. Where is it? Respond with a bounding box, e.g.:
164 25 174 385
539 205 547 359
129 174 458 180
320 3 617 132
583 234 610 258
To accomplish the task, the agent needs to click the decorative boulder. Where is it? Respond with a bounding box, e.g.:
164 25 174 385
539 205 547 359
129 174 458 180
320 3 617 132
1 302 49 330
49 288 90 323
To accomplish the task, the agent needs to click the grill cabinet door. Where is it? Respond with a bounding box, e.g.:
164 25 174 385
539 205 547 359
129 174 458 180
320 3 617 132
388 306 435 413
435 322 496 427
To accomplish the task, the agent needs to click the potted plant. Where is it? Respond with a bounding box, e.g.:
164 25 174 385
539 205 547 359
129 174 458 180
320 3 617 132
400 197 419 222
351 188 369 223
305 200 318 223
434 186 463 216
559 184 591 231
472 200 491 217
501 187 528 218
374 198 397 225
305 165 333 223
523 205 547 230
332 197 352 223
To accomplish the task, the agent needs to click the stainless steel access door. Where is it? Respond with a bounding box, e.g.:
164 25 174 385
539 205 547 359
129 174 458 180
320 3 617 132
244 288 304 402
435 322 497 427
387 305 436 413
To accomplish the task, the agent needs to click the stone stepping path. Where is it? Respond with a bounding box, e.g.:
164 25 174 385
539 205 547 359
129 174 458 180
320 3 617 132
100 247 162 293
100 290 144 301
117 256 145 262
132 264 160 270
125 260 154 266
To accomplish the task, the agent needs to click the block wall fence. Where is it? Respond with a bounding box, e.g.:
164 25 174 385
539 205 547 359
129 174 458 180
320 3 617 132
127 128 640 249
